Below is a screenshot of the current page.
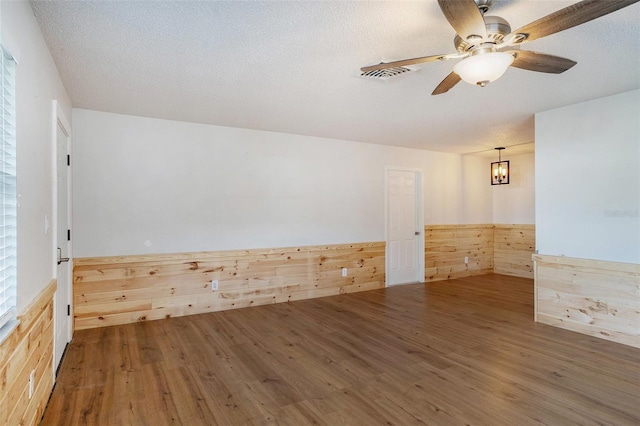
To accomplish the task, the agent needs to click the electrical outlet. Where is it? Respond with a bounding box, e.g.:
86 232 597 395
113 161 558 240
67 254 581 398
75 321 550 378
341 268 347 277
28 370 35 399
464 256 469 264
211 280 219 291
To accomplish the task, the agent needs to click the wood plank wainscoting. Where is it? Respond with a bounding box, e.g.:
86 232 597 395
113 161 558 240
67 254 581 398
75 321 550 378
534 254 640 348
424 224 535 282
494 224 536 278
424 225 495 281
0 280 56 425
74 242 385 330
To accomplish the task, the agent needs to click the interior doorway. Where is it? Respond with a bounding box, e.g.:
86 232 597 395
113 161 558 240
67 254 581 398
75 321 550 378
54 106 71 374
385 168 424 286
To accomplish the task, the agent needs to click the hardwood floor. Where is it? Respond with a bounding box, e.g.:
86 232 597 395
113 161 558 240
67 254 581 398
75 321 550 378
41 274 640 425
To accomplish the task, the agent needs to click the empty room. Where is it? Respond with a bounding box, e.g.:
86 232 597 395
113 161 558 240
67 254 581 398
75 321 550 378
1 0 639 424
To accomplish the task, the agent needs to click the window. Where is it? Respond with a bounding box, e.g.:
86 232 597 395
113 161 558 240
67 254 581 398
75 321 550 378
0 45 16 333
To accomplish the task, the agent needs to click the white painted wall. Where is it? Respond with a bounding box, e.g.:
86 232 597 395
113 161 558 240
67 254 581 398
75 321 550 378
536 90 640 264
2 1 72 311
492 153 535 224
461 155 493 224
72 109 491 257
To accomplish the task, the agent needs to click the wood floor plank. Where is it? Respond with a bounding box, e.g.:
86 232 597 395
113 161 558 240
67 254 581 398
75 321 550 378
42 274 640 425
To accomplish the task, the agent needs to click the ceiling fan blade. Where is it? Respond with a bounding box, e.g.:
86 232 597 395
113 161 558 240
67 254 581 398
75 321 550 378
507 0 640 43
437 0 487 41
507 50 577 74
432 72 461 95
508 50 577 74
360 53 462 73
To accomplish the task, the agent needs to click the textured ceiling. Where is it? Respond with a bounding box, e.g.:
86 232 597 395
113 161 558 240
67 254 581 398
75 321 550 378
31 0 640 154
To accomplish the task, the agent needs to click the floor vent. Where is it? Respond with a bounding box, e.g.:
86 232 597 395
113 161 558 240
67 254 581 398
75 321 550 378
359 65 417 80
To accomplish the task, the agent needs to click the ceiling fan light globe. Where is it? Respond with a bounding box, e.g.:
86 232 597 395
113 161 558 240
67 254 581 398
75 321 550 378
453 52 514 86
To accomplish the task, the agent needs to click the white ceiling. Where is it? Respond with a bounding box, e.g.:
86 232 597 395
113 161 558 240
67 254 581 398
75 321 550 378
31 0 640 155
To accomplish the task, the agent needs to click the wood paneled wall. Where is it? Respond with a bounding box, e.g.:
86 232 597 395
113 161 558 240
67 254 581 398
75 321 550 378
534 254 640 348
494 224 535 278
424 225 494 282
424 224 535 282
74 242 385 330
0 280 56 425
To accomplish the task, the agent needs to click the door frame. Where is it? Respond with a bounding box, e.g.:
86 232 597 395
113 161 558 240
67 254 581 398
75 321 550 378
384 167 425 287
52 100 72 377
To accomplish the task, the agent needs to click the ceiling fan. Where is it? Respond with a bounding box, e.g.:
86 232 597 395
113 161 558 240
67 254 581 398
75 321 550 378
361 0 639 95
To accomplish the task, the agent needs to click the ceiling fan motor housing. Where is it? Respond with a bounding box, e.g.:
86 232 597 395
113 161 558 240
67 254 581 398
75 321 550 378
454 16 511 52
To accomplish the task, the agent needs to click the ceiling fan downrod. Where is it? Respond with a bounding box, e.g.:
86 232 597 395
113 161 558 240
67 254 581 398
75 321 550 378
474 0 494 15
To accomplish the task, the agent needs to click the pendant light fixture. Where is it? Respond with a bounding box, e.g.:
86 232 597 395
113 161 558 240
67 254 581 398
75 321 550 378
491 147 509 185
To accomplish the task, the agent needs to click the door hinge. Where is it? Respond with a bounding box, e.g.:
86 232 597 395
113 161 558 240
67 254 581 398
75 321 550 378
67 305 70 316
67 229 71 241
67 155 70 166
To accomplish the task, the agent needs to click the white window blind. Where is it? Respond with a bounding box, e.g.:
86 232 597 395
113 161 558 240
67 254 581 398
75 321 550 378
0 45 16 331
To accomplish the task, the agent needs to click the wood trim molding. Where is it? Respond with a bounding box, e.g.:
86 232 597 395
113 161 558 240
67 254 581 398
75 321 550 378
74 242 384 267
0 279 56 425
425 224 495 230
74 242 385 330
534 254 640 348
533 254 640 273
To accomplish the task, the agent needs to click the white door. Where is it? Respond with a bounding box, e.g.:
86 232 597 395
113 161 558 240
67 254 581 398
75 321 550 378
54 120 71 373
386 169 422 285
